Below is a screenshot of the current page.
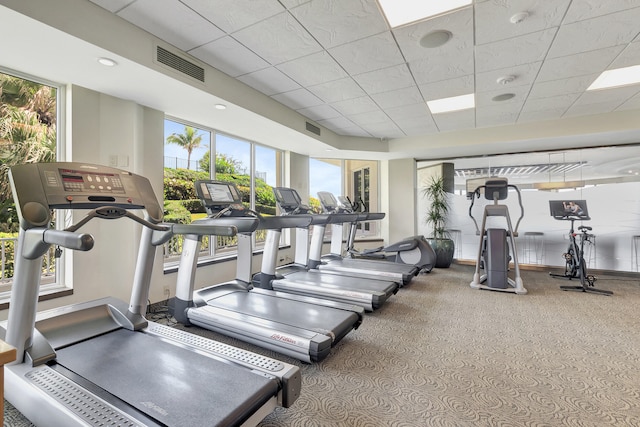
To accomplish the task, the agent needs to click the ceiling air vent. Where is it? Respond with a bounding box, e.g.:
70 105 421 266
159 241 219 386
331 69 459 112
156 46 205 83
305 122 321 136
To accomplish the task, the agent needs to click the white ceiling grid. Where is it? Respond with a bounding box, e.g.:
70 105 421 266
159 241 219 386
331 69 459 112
87 0 640 140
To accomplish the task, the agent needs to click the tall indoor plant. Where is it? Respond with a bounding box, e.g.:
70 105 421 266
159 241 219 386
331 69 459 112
422 175 455 268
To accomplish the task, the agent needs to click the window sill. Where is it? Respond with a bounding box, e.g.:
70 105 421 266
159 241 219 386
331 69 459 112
0 285 73 311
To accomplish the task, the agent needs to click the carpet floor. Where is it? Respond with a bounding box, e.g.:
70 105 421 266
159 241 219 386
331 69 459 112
5 263 640 426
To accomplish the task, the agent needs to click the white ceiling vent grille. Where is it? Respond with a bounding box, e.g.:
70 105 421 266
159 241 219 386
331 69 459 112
156 46 204 83
306 122 321 136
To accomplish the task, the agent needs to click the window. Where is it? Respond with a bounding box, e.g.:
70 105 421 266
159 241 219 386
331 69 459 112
0 70 62 301
310 158 380 238
163 118 282 266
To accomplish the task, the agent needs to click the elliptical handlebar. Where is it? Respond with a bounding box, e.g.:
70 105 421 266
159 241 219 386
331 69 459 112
467 179 524 236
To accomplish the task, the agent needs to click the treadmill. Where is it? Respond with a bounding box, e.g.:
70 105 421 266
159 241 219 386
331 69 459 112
172 180 364 362
274 187 417 286
252 187 399 312
315 191 418 285
1 162 300 427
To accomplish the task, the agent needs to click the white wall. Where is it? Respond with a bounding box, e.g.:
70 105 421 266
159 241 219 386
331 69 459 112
387 158 417 243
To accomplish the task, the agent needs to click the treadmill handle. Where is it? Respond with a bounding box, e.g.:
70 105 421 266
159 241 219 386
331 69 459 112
43 229 94 251
170 223 237 237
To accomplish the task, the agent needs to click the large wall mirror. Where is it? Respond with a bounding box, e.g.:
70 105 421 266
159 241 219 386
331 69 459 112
417 144 640 273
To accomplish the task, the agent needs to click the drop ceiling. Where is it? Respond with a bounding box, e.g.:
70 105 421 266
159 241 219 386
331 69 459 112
1 0 640 167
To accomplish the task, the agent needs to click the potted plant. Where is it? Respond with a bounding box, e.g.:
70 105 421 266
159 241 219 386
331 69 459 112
422 175 455 268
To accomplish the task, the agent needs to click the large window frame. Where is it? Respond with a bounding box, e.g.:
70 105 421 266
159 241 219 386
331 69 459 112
0 68 66 304
163 117 284 268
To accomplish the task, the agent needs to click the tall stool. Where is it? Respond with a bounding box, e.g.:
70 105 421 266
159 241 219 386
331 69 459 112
632 235 640 272
446 229 462 259
523 232 544 265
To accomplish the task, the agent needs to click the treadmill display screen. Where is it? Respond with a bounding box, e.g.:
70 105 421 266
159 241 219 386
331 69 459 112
204 182 236 203
278 190 298 206
318 192 337 210
58 168 125 193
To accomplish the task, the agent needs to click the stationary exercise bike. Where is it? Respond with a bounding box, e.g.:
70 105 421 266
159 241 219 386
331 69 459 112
548 200 612 295
468 178 526 294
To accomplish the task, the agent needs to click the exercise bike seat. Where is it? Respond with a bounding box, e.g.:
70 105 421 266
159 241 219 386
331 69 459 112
578 225 592 232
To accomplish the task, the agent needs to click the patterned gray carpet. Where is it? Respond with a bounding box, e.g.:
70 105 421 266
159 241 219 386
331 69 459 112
5 264 640 426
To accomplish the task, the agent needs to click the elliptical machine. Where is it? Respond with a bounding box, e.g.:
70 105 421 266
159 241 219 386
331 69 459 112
469 178 526 294
317 192 436 273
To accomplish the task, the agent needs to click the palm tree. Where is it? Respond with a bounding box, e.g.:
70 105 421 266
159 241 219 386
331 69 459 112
166 126 202 169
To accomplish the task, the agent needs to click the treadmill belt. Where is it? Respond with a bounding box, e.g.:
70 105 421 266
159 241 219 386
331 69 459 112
55 328 277 426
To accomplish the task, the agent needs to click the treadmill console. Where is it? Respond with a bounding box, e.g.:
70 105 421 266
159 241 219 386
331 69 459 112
9 162 162 229
273 187 311 214
195 180 246 216
317 191 343 213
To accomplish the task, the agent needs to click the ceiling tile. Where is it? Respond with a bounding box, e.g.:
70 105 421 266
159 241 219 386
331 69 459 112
475 28 557 73
307 77 366 103
290 0 388 49
280 0 312 8
476 62 542 93
117 0 225 51
181 0 284 33
564 99 629 117
329 32 405 75
563 0 640 23
616 91 640 111
361 121 405 139
528 74 599 99
189 36 269 77
88 0 133 13
331 95 380 115
610 41 640 68
536 46 626 82
371 86 424 109
233 12 322 65
271 88 324 109
393 7 473 62
276 51 348 87
237 67 301 95
432 109 475 132
419 75 474 101
385 102 430 121
296 104 342 121
574 85 639 106
353 63 414 95
476 105 521 129
409 50 474 86
476 85 530 107
547 8 640 59
347 109 390 126
474 0 570 45
518 108 568 123
394 119 438 136
521 93 580 113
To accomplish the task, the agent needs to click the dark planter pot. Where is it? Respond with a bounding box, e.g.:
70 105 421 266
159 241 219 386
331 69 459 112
426 238 455 268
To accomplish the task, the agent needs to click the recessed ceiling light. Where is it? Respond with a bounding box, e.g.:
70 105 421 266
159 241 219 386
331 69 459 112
97 57 117 67
492 93 516 102
419 30 453 48
377 0 472 28
427 93 475 114
587 64 640 90
214 104 227 110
